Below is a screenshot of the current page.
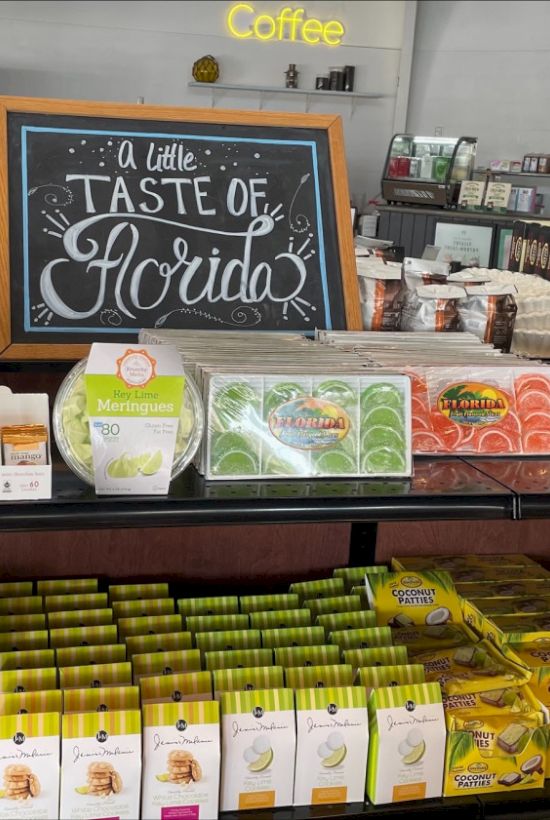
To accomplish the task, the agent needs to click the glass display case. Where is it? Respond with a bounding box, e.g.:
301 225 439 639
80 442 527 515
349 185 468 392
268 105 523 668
381 134 478 207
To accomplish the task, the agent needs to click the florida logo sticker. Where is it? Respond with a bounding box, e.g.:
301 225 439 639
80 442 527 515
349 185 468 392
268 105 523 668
438 383 509 426
269 397 350 450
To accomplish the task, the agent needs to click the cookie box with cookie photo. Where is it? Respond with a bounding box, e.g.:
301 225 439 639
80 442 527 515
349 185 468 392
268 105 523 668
220 688 295 811
444 709 547 795
0 707 61 818
141 700 220 819
60 696 141 819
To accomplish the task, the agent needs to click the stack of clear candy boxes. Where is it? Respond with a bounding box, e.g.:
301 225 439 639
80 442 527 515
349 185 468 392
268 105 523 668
202 374 412 480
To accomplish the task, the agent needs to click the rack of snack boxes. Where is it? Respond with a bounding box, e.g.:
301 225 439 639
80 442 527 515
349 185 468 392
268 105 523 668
0 556 548 818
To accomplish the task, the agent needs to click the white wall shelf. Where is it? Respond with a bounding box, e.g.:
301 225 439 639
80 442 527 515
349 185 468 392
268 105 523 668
187 81 389 116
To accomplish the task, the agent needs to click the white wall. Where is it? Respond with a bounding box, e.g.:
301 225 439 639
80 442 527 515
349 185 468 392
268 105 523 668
0 0 410 206
408 1 550 168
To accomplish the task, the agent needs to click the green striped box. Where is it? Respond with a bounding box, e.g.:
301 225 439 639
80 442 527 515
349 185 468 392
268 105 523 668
49 624 118 648
132 649 202 681
140 670 212 704
0 595 43 614
204 648 273 671
112 597 175 620
249 609 311 630
305 595 362 619
0 629 49 651
55 643 126 667
358 663 425 690
274 644 341 668
213 666 284 697
59 661 132 690
219 688 295 811
317 610 376 633
44 592 108 612
350 585 370 607
0 612 46 632
261 625 325 649
47 608 114 629
186 613 250 636
289 577 345 603
63 685 140 713
367 682 445 805
0 689 62 715
109 582 169 601
330 626 393 651
0 581 33 597
294 685 368 806
344 645 408 670
125 631 192 657
0 711 61 817
334 565 387 591
196 629 262 653
0 666 57 693
117 613 182 639
285 664 354 689
240 593 300 613
37 578 98 595
178 595 239 617
0 648 55 670
142 700 220 818
60 709 141 819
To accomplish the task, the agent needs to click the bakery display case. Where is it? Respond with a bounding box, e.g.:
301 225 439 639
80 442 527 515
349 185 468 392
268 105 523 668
382 134 478 207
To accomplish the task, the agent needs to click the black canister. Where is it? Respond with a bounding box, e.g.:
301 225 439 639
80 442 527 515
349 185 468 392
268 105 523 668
315 75 330 90
343 65 355 92
329 67 345 91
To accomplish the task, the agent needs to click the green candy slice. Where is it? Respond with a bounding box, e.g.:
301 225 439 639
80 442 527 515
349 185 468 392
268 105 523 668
212 382 260 431
362 405 404 431
264 383 306 419
362 446 406 474
211 449 259 476
314 380 357 408
312 449 357 475
361 425 404 453
361 383 403 411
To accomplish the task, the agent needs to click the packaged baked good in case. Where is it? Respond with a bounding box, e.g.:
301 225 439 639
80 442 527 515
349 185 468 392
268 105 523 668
458 285 517 352
401 285 466 332
356 259 401 331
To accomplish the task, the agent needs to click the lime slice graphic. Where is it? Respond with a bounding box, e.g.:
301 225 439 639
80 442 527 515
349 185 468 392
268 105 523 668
361 425 404 453
403 740 425 765
155 773 170 783
264 383 306 419
322 744 347 768
362 405 404 430
141 450 163 476
314 380 357 408
211 449 259 476
248 747 273 772
313 450 357 475
361 384 403 411
362 446 406 474
213 382 259 430
75 785 89 795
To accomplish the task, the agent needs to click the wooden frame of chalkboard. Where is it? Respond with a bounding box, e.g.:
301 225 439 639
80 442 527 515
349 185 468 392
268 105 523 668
0 96 360 360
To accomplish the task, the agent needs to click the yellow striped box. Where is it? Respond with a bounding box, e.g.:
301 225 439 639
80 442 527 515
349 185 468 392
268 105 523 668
344 645 408 672
285 664 353 689
0 629 49 652
317 609 377 633
330 626 393 651
274 644 340 669
55 644 126 668
109 583 169 602
213 666 284 699
0 649 55 671
49 625 118 649
63 686 140 713
142 700 220 819
112 598 175 620
0 667 57 693
117 614 182 640
60 709 141 818
186 613 250 636
289 578 345 604
196 629 261 654
249 609 311 631
37 579 98 595
220 688 295 811
0 711 60 817
240 593 299 614
293 686 368 806
132 650 201 683
125 632 192 658
261 626 325 649
0 613 46 633
0 690 62 716
44 592 108 613
367 682 445 804
0 596 43 614
305 595 362 619
178 595 239 617
333 565 387 592
59 662 132 690
0 582 33 598
204 648 273 672
358 663 425 693
47 608 114 630
140 671 212 705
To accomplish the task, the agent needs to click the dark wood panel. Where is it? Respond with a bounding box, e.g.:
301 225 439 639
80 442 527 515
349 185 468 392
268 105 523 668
0 523 350 589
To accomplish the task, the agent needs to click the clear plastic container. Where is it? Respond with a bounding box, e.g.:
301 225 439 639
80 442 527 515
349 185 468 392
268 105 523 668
53 358 204 485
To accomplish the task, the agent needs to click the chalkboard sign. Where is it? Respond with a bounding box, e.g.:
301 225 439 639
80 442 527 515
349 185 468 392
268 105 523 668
0 98 359 359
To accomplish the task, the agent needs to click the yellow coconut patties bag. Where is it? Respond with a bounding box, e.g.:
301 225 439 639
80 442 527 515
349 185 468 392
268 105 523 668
366 571 462 628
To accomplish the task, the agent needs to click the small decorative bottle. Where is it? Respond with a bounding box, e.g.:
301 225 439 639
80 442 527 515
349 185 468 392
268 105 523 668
285 64 299 89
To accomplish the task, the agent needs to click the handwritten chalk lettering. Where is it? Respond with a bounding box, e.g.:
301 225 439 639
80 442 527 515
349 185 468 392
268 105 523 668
227 178 267 217
39 213 307 320
117 140 198 174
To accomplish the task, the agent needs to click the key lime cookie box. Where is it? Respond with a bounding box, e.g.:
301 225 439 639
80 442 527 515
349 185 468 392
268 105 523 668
203 373 412 479
60 702 141 819
142 700 220 820
444 709 547 795
0 693 61 819
220 688 296 811
294 686 368 806
366 570 462 628
367 682 446 805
